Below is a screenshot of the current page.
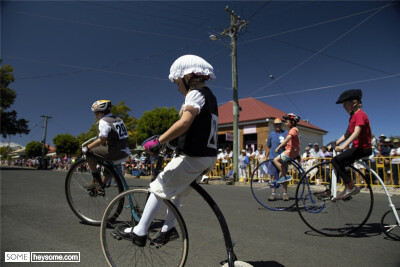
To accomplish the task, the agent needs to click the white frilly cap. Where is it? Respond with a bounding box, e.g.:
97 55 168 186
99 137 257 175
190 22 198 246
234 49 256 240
168 55 216 82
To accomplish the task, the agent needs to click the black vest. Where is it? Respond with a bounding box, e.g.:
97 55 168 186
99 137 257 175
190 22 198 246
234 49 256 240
101 115 129 150
177 87 218 157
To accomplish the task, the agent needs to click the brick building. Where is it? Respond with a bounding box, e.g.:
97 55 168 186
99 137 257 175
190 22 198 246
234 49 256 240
218 97 327 153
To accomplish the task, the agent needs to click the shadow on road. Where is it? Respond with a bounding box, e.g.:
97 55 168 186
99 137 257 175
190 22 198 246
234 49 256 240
302 222 383 238
246 260 285 267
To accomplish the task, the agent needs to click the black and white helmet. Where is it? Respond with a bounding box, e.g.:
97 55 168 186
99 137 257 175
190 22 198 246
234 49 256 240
91 100 111 113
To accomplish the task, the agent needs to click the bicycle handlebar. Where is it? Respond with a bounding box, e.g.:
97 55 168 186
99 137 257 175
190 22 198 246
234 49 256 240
82 136 98 147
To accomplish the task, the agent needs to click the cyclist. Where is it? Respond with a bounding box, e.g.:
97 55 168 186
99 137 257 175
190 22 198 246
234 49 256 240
116 55 218 247
330 89 372 200
82 100 130 190
272 113 301 201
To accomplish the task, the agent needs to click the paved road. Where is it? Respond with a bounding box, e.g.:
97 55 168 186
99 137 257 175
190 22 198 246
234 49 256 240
1 168 399 266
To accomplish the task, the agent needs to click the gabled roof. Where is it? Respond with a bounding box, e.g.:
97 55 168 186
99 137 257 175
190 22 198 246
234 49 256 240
218 97 327 133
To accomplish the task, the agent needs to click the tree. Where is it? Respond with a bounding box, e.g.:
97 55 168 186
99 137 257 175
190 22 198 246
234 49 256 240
53 134 79 156
1 60 30 138
135 107 179 144
0 146 11 160
25 141 46 158
1 61 29 137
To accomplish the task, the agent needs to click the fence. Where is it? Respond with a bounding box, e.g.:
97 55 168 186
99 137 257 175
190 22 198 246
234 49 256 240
4 156 399 188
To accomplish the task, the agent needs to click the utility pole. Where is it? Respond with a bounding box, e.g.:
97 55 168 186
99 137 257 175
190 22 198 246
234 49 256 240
41 115 52 169
210 6 248 182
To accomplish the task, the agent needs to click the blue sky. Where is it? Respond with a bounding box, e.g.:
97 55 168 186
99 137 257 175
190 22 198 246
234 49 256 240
2 0 400 148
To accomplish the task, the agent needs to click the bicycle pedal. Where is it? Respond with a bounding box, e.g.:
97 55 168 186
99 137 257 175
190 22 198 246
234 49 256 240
111 231 123 240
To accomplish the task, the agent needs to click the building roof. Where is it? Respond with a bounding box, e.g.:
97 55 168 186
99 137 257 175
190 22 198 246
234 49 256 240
218 97 327 133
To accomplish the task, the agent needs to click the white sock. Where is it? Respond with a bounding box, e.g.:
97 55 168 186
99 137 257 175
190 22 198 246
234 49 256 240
131 193 162 236
161 198 181 233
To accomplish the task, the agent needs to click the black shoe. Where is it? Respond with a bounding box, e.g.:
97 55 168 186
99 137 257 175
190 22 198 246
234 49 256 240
150 227 179 246
115 225 147 247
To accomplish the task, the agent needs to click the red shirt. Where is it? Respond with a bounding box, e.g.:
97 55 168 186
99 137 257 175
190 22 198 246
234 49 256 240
348 109 371 149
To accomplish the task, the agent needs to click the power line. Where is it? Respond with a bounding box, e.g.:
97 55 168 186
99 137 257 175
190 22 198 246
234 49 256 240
239 3 396 46
248 1 392 97
268 38 395 76
245 0 272 21
253 73 400 100
77 0 204 31
4 8 203 42
3 39 207 80
3 55 168 81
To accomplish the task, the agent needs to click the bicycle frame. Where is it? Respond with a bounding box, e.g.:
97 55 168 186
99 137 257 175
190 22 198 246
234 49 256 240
190 181 237 266
358 160 400 225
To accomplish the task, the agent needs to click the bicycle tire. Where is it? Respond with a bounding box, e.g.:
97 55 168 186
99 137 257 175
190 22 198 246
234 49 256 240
101 189 188 267
296 161 374 236
65 158 124 225
381 208 400 241
250 159 302 211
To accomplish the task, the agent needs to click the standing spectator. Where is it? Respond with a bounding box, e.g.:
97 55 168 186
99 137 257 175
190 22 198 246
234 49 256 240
379 138 392 183
378 134 386 150
308 143 315 154
217 148 226 177
238 150 248 182
255 144 266 180
321 146 332 158
265 118 288 185
390 139 400 185
371 134 378 149
246 147 256 176
266 118 288 160
310 143 325 159
223 147 232 179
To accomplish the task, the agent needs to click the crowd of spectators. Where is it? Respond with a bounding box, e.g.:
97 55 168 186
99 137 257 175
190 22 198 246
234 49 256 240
2 134 399 186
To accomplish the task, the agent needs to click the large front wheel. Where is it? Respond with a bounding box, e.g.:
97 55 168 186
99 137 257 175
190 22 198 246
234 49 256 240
101 189 189 267
65 158 124 225
296 161 374 236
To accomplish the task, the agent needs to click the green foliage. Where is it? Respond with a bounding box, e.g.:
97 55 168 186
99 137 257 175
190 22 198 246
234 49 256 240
135 107 179 144
0 60 30 138
0 146 12 159
77 123 98 146
53 134 79 156
25 141 46 158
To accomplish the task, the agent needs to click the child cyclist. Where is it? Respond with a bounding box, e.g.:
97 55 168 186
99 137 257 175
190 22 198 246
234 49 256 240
329 89 372 200
116 55 218 247
272 113 301 201
82 100 130 190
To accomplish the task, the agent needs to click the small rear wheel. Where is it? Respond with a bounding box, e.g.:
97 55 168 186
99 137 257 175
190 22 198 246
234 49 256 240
65 158 124 225
101 189 189 267
381 208 400 241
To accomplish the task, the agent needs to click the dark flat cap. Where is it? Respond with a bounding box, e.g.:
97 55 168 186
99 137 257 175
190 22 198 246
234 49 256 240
336 89 362 104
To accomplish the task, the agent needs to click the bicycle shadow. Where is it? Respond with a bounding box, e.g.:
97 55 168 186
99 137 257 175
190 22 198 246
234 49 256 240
303 222 383 238
246 261 285 267
220 260 284 267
